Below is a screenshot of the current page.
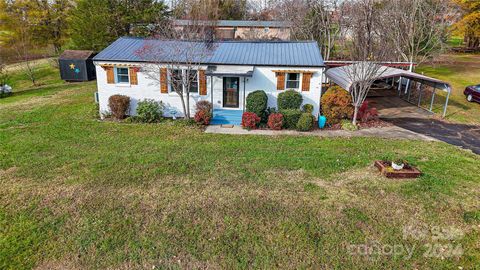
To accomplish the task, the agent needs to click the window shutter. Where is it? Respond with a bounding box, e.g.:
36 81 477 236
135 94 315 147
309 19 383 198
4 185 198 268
160 68 168 93
302 73 312 91
276 72 285 90
129 67 138 85
199 70 207 95
103 66 114 84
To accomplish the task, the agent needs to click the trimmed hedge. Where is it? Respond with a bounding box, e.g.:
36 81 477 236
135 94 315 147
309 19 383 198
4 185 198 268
267 113 283 130
320 86 353 124
278 90 303 110
296 113 314 131
302 104 314 114
280 109 302 129
108 95 130 119
246 90 268 121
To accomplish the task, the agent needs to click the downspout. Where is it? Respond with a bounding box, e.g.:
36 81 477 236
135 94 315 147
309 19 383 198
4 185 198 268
210 76 214 115
243 77 246 113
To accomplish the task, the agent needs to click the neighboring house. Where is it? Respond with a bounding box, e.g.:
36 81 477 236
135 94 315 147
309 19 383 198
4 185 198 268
172 20 292 40
93 36 325 125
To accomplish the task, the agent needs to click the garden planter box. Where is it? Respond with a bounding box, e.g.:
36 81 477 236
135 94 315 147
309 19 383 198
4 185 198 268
374 161 421 178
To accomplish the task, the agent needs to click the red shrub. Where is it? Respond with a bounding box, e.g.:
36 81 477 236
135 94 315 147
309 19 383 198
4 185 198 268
241 112 260 129
267 113 284 130
194 110 212 125
357 101 379 122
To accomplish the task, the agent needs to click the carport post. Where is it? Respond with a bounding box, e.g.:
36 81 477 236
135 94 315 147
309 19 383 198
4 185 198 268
417 83 423 107
429 86 436 112
397 77 402 96
442 88 450 118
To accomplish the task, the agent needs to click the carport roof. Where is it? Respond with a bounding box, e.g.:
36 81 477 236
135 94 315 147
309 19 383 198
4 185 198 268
325 63 451 92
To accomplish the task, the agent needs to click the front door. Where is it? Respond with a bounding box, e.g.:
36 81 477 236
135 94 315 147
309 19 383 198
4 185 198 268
223 77 240 108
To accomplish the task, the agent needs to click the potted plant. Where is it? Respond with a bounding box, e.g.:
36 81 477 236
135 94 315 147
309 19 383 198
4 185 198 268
391 159 405 170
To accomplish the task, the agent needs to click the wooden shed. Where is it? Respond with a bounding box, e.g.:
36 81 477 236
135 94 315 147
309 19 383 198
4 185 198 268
59 50 96 81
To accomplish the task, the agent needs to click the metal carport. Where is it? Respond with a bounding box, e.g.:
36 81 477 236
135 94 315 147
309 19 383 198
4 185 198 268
325 63 452 117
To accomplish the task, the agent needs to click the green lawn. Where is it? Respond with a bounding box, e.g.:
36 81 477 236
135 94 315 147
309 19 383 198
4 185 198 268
417 54 480 125
0 61 479 269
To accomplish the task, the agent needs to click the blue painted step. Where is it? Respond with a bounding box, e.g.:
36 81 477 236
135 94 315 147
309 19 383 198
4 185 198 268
211 109 243 125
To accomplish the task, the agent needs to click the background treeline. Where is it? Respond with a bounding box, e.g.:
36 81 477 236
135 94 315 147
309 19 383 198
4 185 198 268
0 0 478 64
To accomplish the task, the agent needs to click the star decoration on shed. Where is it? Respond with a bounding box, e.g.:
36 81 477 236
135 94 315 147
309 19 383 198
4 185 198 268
69 63 75 69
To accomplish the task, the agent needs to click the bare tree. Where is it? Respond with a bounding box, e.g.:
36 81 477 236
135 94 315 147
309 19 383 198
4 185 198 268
341 0 387 125
379 0 451 69
13 24 38 86
135 20 216 118
280 0 345 60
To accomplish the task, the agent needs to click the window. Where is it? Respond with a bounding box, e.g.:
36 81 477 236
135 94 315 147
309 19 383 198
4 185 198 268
170 69 182 92
188 70 198 93
115 67 129 84
286 73 300 89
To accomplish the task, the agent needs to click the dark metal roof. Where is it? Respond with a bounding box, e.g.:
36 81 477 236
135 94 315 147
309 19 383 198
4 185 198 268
59 50 95 60
93 37 324 67
174 19 291 28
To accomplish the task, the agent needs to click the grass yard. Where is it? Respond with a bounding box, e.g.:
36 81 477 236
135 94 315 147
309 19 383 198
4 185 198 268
417 54 480 125
1 61 480 269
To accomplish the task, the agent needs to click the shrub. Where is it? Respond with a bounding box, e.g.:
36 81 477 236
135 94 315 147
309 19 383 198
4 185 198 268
321 86 354 124
278 90 303 110
280 109 302 129
194 110 212 125
246 90 268 121
357 101 379 123
195 100 213 113
296 113 314 131
267 113 283 130
302 103 314 114
108 95 130 119
341 119 358 131
194 100 213 125
241 112 261 130
136 99 164 123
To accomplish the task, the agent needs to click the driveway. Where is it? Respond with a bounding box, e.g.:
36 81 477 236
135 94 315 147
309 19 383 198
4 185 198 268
368 96 480 154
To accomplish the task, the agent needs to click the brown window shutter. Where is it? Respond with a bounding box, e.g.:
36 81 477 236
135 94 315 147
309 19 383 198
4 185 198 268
199 70 207 95
129 67 138 85
276 72 285 90
105 67 114 84
160 68 168 93
302 73 312 91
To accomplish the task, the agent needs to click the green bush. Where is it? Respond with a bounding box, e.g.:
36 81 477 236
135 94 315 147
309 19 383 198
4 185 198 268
302 103 314 114
341 119 358 131
277 90 303 110
246 90 268 121
321 86 354 124
136 99 164 123
280 109 302 129
296 113 314 131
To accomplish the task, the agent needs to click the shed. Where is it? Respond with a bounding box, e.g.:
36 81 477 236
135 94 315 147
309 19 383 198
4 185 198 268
59 50 96 81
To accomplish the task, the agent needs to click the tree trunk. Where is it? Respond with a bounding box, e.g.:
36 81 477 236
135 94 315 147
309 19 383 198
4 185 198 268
352 106 359 126
178 92 187 119
185 91 190 119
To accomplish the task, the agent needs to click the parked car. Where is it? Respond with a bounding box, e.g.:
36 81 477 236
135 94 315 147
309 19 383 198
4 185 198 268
464 84 480 103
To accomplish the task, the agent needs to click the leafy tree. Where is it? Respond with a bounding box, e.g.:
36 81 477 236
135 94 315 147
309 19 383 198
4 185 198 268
70 0 169 51
453 0 480 48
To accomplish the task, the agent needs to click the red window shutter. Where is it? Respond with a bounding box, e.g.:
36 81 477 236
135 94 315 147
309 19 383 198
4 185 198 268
199 70 207 95
302 73 312 91
129 67 138 85
276 72 285 90
160 68 168 93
